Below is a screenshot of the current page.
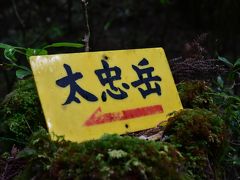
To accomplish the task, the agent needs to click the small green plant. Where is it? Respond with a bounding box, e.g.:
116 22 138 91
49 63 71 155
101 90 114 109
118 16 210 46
0 42 84 79
217 56 240 94
208 91 240 178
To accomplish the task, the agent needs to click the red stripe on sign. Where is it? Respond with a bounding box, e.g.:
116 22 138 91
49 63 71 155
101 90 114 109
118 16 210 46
121 105 163 120
84 105 164 126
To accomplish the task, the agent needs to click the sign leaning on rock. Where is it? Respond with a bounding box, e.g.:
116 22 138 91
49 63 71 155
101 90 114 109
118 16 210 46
30 48 182 142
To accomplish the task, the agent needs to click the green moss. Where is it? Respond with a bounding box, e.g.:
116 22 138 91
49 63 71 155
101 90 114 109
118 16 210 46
163 109 226 179
177 81 214 109
16 131 191 180
0 79 46 149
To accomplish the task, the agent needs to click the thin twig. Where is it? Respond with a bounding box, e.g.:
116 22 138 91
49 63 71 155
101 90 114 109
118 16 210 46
230 141 240 146
11 0 25 29
81 0 90 52
206 154 215 179
1 160 8 180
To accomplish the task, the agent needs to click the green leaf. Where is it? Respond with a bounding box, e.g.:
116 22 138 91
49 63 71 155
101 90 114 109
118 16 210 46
233 67 240 73
43 42 84 49
17 148 37 158
218 56 233 68
17 65 31 71
0 137 26 144
4 48 17 62
26 48 48 59
104 21 112 31
0 43 14 49
217 76 224 88
16 69 32 79
234 58 240 67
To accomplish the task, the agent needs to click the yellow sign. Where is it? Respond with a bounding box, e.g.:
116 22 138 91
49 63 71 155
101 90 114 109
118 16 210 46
30 48 182 142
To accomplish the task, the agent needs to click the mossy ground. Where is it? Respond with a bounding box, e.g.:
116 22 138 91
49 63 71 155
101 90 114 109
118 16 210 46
15 130 189 180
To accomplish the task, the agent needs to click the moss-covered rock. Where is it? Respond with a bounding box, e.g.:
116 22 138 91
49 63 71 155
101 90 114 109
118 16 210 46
16 130 190 180
177 81 214 109
0 79 46 151
163 108 226 179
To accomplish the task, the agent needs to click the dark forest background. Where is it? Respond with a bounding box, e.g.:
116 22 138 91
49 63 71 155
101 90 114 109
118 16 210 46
0 0 240 98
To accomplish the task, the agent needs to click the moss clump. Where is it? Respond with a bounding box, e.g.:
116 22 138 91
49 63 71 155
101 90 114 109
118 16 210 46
177 81 214 109
163 109 225 179
16 130 190 180
0 79 46 150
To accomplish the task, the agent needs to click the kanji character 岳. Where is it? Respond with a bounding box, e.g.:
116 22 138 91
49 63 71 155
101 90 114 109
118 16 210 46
131 58 161 98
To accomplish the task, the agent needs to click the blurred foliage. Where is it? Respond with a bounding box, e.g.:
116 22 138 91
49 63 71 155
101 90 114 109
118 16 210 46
176 81 240 179
209 92 240 179
0 0 239 56
0 0 82 47
176 0 240 56
217 56 240 95
169 34 227 84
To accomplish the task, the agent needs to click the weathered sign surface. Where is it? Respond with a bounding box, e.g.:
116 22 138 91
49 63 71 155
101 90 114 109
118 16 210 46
30 48 182 142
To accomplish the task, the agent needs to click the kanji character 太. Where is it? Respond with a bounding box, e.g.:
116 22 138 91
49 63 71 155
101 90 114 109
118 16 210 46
131 58 161 98
56 64 98 105
95 59 129 102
